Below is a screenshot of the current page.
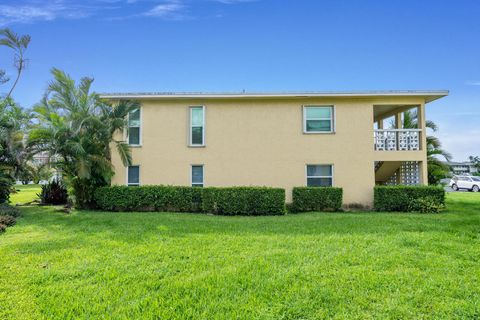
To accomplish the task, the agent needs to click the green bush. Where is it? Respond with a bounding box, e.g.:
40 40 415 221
0 203 21 217
0 215 16 227
38 179 68 205
0 172 15 204
290 187 343 212
95 185 285 215
374 186 445 213
94 185 203 212
408 196 444 213
202 187 285 215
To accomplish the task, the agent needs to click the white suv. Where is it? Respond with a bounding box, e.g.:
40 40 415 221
449 175 480 192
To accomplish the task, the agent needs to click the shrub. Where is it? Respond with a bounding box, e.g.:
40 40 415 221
0 223 6 233
290 187 343 212
202 187 285 215
94 185 203 212
0 203 21 217
0 171 15 204
0 215 16 227
408 196 444 213
38 179 69 205
95 185 285 215
374 186 445 213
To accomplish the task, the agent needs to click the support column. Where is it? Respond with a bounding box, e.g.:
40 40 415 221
417 104 428 185
377 119 384 129
395 113 402 129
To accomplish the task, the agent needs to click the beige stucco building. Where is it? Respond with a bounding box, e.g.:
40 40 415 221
102 91 448 207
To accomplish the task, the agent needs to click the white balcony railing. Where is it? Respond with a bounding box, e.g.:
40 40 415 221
374 129 421 151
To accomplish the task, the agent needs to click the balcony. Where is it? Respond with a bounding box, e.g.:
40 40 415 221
374 129 421 151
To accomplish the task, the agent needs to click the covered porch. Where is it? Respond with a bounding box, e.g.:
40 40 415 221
373 104 425 151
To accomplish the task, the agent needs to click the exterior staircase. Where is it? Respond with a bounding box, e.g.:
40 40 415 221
375 161 402 184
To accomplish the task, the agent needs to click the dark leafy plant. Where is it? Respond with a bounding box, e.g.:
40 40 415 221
38 179 68 205
408 197 444 213
374 186 445 213
0 223 6 233
0 203 20 217
290 187 343 212
0 214 16 226
95 185 285 215
201 187 285 216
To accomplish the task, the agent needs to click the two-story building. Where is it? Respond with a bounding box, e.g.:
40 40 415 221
102 90 448 207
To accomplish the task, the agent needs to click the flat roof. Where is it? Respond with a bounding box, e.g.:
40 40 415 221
100 90 448 103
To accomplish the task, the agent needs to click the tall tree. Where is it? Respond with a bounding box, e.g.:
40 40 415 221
29 68 138 208
0 29 30 203
0 28 30 100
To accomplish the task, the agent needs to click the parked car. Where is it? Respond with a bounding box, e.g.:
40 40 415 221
449 175 480 192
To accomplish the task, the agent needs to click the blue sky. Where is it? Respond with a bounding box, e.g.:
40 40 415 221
1 0 479 160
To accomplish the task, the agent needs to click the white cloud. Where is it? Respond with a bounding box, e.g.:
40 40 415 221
0 0 260 25
143 1 187 20
0 2 92 25
466 81 480 86
212 0 257 3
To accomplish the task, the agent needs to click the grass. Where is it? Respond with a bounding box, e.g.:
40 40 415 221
10 184 42 204
1 186 480 319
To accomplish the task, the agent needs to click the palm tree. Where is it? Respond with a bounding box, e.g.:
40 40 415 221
29 68 139 208
394 110 452 184
0 98 32 202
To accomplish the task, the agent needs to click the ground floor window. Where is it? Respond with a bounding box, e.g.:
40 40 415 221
127 165 140 186
191 165 204 187
306 164 333 187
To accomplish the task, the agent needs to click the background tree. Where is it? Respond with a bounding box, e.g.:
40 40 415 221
0 29 30 203
392 109 452 185
29 68 138 208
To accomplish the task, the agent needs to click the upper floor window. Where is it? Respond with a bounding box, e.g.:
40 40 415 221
306 164 333 187
190 106 205 146
303 106 334 133
128 108 141 145
191 165 204 187
127 165 140 186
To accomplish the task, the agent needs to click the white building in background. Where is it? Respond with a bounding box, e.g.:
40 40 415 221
446 161 478 175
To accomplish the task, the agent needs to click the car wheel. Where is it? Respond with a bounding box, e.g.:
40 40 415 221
452 184 459 191
473 185 479 192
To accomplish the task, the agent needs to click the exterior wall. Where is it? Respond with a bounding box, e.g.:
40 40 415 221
111 96 428 206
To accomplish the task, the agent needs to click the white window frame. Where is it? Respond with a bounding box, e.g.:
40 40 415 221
189 106 205 147
126 165 140 186
191 164 204 187
305 164 334 187
127 107 142 147
303 105 335 134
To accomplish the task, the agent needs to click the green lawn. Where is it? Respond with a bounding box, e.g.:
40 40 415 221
1 186 480 319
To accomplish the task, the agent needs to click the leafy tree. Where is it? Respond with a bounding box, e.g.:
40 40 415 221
0 29 30 203
0 28 30 100
393 110 452 185
29 68 138 208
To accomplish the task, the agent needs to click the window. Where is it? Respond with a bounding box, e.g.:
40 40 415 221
306 165 333 187
303 106 334 133
127 166 140 186
128 108 141 145
191 165 204 187
190 106 205 146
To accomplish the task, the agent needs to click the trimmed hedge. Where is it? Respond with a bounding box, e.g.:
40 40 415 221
94 186 203 212
94 185 285 215
290 187 343 212
202 187 285 215
374 186 445 212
